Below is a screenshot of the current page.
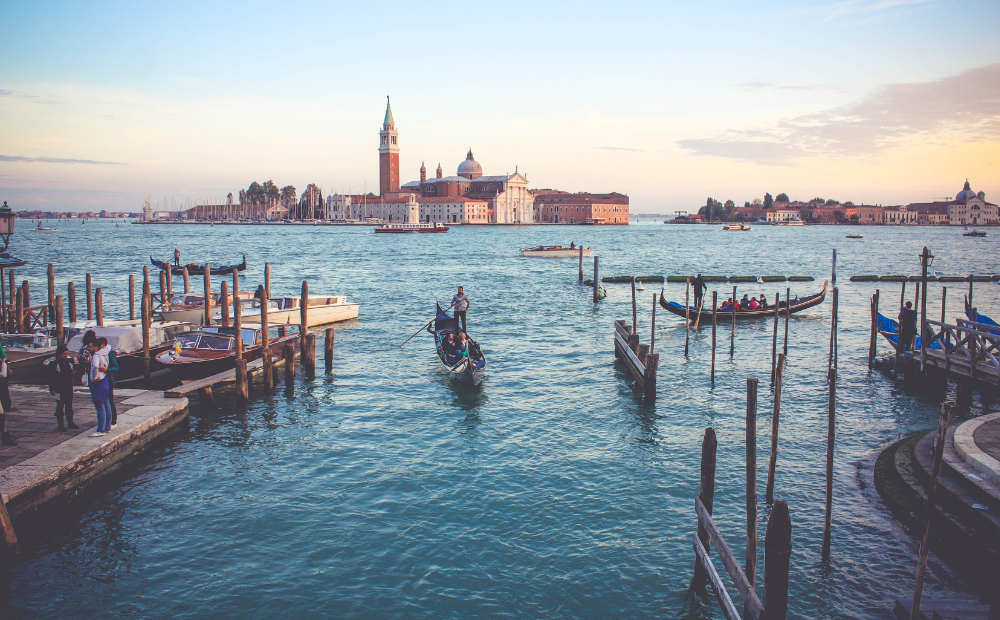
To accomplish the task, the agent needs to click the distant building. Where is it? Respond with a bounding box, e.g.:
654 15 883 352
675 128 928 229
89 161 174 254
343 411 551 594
379 194 490 225
531 191 629 224
767 209 801 223
883 205 917 225
854 205 883 224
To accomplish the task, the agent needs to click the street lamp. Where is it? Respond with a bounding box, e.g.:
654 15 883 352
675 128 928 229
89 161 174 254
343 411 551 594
0 201 14 255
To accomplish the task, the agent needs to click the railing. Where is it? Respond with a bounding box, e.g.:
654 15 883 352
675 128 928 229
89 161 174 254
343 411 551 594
923 319 1000 384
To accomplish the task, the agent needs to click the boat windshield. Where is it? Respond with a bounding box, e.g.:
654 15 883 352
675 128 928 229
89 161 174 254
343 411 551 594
198 335 233 350
176 334 201 349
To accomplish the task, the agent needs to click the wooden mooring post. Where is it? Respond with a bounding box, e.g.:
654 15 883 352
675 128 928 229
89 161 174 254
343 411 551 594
283 342 295 391
95 288 104 327
685 278 691 357
234 296 247 401
68 282 76 323
47 264 55 324
258 285 274 392
303 333 316 377
325 328 334 373
86 273 93 320
909 403 953 620
203 264 211 326
895 281 906 380
868 289 880 370
822 287 839 560
745 377 758 620
300 281 309 362
783 286 790 357
593 256 600 303
692 425 793 620
613 314 658 401
766 353 785 503
220 281 230 328
631 277 638 338
55 296 64 344
730 285 736 357
183 266 190 293
158 270 166 309
129 275 135 321
578 246 584 283
711 291 718 384
141 280 151 379
770 292 780 385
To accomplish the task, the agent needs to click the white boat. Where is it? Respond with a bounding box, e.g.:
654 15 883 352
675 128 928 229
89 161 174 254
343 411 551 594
214 295 359 328
158 291 255 323
30 221 57 232
774 217 805 226
520 245 592 258
1 332 60 383
723 223 751 231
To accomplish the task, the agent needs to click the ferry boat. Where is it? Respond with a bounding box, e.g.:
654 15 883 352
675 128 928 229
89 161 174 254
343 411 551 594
723 223 751 231
374 222 449 233
520 245 592 258
774 217 805 226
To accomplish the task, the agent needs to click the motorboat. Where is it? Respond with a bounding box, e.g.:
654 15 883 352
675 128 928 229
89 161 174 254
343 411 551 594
1 332 60 383
158 291 255 323
30 221 57 232
155 323 300 380
520 245 592 258
216 295 360 328
65 322 201 380
774 218 805 226
963 229 987 237
723 223 751 231
846 234 864 239
375 222 449 233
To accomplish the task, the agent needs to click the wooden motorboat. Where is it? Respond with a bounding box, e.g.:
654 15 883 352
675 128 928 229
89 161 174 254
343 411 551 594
660 281 828 320
215 295 359 327
375 222 449 233
151 255 247 275
1 333 60 383
158 291 255 323
520 245 592 258
723 223 751 231
155 323 300 380
846 234 864 239
429 302 486 386
963 229 987 237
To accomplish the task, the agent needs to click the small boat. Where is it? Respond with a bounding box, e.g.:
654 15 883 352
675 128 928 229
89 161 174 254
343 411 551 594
876 313 943 351
635 280 645 291
846 234 864 239
774 218 805 226
520 245 592 258
214 294 360 327
155 323 300 380
65 322 201 380
965 302 1000 336
659 281 828 319
158 291 255 323
963 229 987 237
1 332 60 383
151 255 247 275
374 222 449 233
723 223 751 231
429 302 486 385
30 221 57 232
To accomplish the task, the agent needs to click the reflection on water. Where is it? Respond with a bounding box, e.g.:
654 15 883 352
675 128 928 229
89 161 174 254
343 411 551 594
3 221 999 618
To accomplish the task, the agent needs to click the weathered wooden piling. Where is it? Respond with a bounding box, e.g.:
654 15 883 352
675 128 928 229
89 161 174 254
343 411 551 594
766 353 785 504
685 278 691 357
14 287 23 333
746 377 758 619
300 281 309 355
86 273 93 320
822 287 838 560
183 266 190 293
909 403 953 620
593 256 600 303
55 296 64 344
141 280 151 379
303 333 316 376
68 282 77 323
692 427 717 591
7 270 14 315
95 288 104 327
231 267 239 299
234 358 249 401
868 289 880 369
220 281 230 328
783 286 790 357
0 489 20 557
283 342 295 388
21 280 29 311
940 287 946 323
159 270 166 307
730 285 736 357
762 500 792 620
578 246 584 282
711 292 718 384
128 275 135 321
771 292 780 385
234 289 243 358
258 285 273 391
650 293 656 354
832 248 837 284
919 247 931 374
325 328 334 373
203 264 211 326
47 264 55 324
631 277 638 337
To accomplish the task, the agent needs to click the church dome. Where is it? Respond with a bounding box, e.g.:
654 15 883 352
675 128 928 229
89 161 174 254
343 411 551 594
956 179 977 202
457 149 483 179
977 191 985 200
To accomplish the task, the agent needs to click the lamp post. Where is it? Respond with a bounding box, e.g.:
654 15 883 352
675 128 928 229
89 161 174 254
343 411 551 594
0 201 18 329
919 247 934 373
0 201 15 255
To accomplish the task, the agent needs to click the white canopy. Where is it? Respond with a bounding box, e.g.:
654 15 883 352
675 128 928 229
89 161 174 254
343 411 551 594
66 325 165 354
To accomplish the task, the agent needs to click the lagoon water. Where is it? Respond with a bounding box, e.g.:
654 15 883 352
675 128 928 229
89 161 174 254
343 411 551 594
3 220 999 618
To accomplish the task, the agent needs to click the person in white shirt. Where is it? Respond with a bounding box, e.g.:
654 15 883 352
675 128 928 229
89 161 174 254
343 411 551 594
451 286 470 334
88 339 113 437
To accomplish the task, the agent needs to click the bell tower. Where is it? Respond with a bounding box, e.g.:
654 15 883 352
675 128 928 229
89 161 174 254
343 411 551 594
379 97 400 195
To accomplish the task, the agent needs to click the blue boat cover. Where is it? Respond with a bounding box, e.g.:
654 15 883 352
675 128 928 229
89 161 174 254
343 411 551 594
878 313 943 350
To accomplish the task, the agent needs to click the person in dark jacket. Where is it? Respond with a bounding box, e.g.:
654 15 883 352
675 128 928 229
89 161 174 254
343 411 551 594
0 344 13 446
693 274 707 308
898 301 918 351
47 345 78 431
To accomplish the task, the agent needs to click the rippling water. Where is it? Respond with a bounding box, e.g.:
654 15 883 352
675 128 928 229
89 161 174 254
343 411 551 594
3 220 998 619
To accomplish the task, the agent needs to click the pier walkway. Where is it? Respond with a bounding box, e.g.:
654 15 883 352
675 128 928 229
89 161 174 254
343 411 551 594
0 385 189 520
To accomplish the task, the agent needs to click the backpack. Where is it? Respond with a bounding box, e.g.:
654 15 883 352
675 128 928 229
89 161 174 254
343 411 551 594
108 351 119 374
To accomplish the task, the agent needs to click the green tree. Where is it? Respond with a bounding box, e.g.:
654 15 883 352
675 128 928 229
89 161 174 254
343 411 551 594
800 207 813 221
763 193 774 209
842 201 854 207
724 199 736 219
811 197 824 204
775 192 789 202
744 201 751 209
246 181 265 203
826 198 840 205
850 214 860 222
833 209 846 221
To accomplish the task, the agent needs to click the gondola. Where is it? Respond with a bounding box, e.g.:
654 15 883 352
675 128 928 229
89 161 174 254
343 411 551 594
659 280 828 319
965 300 1000 336
428 302 486 385
151 255 247 276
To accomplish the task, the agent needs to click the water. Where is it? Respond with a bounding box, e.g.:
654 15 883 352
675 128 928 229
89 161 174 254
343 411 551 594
4 221 999 618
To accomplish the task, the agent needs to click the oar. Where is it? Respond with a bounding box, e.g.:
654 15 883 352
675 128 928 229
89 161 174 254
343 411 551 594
693 295 707 329
399 301 457 348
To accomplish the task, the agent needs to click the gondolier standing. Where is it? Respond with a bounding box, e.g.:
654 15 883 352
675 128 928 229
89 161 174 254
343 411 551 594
174 248 181 267
898 301 917 351
452 286 470 334
693 273 707 308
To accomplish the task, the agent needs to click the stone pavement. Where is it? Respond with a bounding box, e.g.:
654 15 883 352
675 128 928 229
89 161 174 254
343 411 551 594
973 416 1000 463
0 386 143 469
952 412 1000 494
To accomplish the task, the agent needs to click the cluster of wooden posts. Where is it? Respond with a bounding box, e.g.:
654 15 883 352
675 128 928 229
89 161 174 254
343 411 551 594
612 278 659 399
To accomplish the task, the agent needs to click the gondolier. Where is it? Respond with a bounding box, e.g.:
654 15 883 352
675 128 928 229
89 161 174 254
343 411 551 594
174 248 181 267
898 301 917 351
452 286 470 333
693 273 707 307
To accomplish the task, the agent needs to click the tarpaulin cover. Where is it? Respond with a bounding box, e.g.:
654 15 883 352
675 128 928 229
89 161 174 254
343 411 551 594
67 326 165 353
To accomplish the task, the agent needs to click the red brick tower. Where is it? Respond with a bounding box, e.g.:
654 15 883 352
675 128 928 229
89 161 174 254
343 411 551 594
379 97 399 196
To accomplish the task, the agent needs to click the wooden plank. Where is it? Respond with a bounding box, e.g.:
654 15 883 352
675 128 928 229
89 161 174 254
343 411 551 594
696 496 764 620
165 358 265 398
693 534 742 620
615 331 646 381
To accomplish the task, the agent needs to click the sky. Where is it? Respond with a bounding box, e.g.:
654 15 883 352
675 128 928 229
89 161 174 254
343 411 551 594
1 0 999 213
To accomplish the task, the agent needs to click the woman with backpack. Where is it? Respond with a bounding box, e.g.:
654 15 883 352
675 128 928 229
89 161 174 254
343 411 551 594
88 337 113 437
47 345 78 431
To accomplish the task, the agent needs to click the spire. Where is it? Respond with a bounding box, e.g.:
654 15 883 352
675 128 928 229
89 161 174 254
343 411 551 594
467 148 474 160
436 162 443 179
383 96 394 127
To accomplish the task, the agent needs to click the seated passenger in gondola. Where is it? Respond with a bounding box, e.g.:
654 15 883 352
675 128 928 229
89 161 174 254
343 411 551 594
442 333 460 362
739 294 750 310
748 297 758 310
758 294 768 311
720 299 733 312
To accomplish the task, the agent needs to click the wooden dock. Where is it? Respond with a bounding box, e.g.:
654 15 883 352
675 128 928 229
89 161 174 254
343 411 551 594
921 318 1000 386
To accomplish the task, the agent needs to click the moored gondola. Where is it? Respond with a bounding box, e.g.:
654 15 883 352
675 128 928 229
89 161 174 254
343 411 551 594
659 280 828 319
428 302 486 385
151 255 247 276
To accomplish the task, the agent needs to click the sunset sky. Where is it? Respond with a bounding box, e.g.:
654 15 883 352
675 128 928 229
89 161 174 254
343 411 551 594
1 0 998 212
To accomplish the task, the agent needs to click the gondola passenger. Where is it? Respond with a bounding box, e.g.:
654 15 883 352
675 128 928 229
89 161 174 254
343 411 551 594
739 294 750 310
720 299 733 312
748 297 758 310
442 333 460 362
758 295 768 311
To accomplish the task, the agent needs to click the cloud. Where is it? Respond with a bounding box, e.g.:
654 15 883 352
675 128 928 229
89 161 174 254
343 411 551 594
788 0 933 19
679 63 1000 165
0 154 126 165
0 89 11 96
599 146 645 152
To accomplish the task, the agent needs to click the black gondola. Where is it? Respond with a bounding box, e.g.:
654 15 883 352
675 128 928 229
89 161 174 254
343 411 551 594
428 302 487 385
659 281 828 319
151 255 247 276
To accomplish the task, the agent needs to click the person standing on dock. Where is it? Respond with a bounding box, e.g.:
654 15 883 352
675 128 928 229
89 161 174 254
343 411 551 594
693 274 707 307
174 248 181 267
47 346 78 431
0 346 14 446
452 286 470 334
88 338 112 437
898 301 917 351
